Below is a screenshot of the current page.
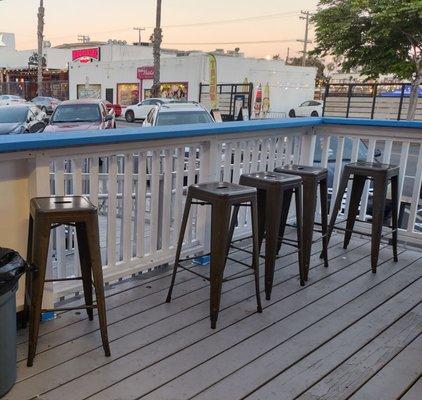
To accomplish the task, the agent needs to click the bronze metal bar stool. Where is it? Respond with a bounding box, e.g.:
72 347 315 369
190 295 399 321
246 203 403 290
274 165 329 280
236 171 305 300
24 196 110 366
327 161 399 273
166 182 262 329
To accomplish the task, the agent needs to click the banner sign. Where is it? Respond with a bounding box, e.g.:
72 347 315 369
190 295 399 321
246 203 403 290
72 47 101 63
137 66 155 80
209 54 218 109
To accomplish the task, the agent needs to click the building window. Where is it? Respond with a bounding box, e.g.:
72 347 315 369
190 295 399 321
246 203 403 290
117 83 139 106
77 84 101 99
144 82 188 101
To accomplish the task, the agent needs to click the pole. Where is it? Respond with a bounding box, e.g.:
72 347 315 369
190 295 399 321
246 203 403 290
133 27 145 44
286 47 290 64
298 10 312 67
37 0 44 96
151 0 162 97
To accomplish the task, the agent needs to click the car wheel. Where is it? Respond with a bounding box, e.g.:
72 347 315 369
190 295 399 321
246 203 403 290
288 109 296 118
125 110 135 123
311 111 319 117
113 122 117 129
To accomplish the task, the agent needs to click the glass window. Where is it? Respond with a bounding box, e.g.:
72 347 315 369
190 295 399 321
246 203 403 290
117 83 139 107
156 111 213 126
300 101 311 107
77 84 101 99
51 104 101 123
0 107 27 123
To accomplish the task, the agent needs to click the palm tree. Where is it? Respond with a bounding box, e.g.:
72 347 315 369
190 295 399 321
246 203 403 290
37 0 45 96
151 0 162 97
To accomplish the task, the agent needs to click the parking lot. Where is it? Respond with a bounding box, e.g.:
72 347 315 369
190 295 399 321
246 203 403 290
116 119 143 129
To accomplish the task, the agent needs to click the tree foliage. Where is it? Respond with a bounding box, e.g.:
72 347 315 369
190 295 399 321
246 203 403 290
311 0 422 119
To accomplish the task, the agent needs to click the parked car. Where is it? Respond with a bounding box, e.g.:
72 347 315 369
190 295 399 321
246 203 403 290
105 100 122 118
143 102 215 127
0 95 26 106
125 98 172 123
289 100 324 118
31 96 61 114
43 99 116 133
0 104 47 135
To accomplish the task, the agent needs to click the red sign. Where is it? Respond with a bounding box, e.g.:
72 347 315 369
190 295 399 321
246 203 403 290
137 66 155 80
72 47 101 63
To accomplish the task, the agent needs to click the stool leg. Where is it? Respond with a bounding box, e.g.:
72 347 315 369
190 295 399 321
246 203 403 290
371 175 388 273
257 189 266 252
226 205 240 262
391 175 399 262
320 177 329 268
343 175 366 249
302 180 318 281
295 187 306 286
264 190 284 300
27 218 50 367
209 202 232 329
250 197 262 313
86 214 111 357
166 191 193 303
277 189 293 254
76 222 94 321
326 170 350 248
23 215 34 329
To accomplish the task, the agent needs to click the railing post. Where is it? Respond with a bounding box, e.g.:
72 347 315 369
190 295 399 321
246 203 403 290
197 138 220 253
299 128 317 166
28 155 55 310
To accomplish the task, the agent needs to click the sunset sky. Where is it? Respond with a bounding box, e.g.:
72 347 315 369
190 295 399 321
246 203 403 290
0 0 318 59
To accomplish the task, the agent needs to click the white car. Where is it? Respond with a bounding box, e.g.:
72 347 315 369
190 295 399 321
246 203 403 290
124 98 172 123
142 102 215 127
0 95 27 106
289 100 323 118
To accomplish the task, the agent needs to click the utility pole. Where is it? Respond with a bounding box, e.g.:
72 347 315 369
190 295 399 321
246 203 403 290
297 10 312 67
151 0 162 98
133 27 145 44
286 47 290 64
37 0 44 96
77 35 91 43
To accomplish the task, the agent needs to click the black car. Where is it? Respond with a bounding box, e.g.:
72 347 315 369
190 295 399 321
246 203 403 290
0 104 48 135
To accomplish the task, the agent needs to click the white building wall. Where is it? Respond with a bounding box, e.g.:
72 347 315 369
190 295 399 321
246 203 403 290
69 53 316 114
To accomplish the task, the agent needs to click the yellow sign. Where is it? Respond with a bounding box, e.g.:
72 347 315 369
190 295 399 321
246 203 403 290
209 54 218 109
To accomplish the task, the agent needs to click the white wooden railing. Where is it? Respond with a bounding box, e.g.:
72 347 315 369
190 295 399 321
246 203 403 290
0 118 421 302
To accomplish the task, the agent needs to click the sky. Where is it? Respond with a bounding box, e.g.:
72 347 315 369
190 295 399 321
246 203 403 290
0 0 318 59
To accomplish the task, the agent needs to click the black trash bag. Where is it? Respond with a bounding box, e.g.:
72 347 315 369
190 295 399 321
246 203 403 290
0 248 28 297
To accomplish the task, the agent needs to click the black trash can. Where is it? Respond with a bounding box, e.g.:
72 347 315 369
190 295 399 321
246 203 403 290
0 248 27 397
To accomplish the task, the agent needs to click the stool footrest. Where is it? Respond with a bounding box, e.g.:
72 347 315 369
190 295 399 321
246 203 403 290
44 277 83 283
41 304 97 313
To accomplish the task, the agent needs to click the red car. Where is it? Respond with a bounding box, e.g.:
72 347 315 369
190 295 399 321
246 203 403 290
105 100 122 118
44 99 116 132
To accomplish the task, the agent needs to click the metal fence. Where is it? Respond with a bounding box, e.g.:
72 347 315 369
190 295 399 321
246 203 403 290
0 80 69 101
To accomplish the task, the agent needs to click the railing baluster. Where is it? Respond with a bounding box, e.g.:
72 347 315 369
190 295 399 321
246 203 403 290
344 137 360 216
330 136 345 216
122 153 133 262
187 146 197 244
72 158 82 277
55 160 66 279
359 138 376 220
223 141 232 181
135 152 147 258
407 144 422 233
107 155 118 267
162 148 173 252
149 150 160 255
173 147 185 247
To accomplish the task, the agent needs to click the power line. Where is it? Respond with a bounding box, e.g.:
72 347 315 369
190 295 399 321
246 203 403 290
162 39 298 46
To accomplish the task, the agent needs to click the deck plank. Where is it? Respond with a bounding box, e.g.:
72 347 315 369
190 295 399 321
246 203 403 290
7 236 367 400
6 237 421 400
347 335 422 400
400 377 422 400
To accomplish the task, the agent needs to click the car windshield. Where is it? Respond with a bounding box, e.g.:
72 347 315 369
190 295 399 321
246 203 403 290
155 111 213 126
0 107 27 123
51 104 101 123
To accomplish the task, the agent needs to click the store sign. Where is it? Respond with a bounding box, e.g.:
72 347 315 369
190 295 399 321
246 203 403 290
72 48 101 63
137 66 155 80
208 54 218 109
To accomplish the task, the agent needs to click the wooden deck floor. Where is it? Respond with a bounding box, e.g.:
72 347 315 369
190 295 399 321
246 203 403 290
7 231 422 400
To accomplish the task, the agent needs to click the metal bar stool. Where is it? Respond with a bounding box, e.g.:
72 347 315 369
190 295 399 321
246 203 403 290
235 172 305 301
24 196 110 366
327 161 399 273
274 165 329 280
166 182 262 329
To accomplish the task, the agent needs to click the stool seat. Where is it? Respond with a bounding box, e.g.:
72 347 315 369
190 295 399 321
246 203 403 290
275 164 327 178
345 161 399 177
190 182 255 201
31 196 96 215
240 171 301 188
